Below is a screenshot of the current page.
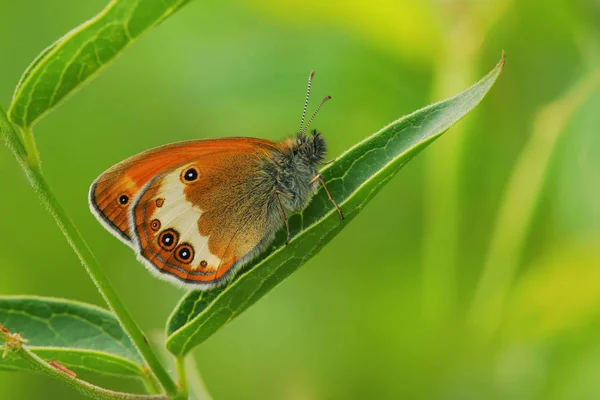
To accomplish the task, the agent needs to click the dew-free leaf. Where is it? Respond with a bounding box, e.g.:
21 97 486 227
165 53 506 357
9 0 191 129
0 296 144 378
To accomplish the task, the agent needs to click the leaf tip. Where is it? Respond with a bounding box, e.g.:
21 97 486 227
499 50 507 71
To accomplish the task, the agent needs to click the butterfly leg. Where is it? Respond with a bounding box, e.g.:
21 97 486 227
276 191 292 244
310 174 345 220
320 157 337 166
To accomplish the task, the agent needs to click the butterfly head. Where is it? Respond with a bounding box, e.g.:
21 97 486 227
293 129 327 165
294 70 331 166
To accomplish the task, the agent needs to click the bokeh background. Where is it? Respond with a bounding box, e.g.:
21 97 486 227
1 0 599 399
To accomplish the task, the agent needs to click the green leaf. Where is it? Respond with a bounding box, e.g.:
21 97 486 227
165 53 506 357
0 296 145 378
8 0 191 129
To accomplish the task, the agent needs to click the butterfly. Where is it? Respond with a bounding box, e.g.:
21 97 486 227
89 71 344 290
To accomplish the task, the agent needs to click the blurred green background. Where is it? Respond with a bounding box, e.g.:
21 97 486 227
1 0 599 399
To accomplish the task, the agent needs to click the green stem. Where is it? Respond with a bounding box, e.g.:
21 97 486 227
141 367 163 395
467 69 600 343
175 357 188 399
150 332 211 400
1 332 166 400
21 126 41 168
0 106 179 397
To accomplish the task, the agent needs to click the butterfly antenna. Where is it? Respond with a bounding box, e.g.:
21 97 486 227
299 70 315 135
300 95 331 136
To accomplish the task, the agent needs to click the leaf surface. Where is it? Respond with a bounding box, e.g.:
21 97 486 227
0 296 144 378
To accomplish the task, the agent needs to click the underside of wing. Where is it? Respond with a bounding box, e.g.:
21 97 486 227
129 147 281 289
88 137 277 246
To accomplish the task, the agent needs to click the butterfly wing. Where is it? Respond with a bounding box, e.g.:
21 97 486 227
89 138 276 247
129 146 281 288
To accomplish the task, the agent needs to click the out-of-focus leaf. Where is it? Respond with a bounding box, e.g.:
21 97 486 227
0 296 144 378
8 0 191 129
165 53 506 357
468 69 600 341
504 243 600 341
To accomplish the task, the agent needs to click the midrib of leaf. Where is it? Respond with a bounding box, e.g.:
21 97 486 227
165 53 506 357
0 347 144 377
9 0 192 129
32 347 142 375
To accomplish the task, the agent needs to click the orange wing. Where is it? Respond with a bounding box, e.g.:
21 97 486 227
129 147 281 289
89 138 277 246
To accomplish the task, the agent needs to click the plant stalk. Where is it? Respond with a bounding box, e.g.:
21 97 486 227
141 367 164 395
20 126 41 168
175 357 188 399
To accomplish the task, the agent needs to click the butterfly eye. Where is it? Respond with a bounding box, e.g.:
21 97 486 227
174 243 194 264
158 229 179 251
118 194 129 205
181 167 199 183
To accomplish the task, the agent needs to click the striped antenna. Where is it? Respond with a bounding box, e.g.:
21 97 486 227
300 95 331 136
299 70 315 134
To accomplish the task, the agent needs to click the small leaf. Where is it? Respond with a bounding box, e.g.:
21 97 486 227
8 0 191 129
0 296 144 378
165 53 506 356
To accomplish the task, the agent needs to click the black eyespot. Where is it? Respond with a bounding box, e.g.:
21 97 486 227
182 167 199 182
158 229 178 251
119 195 129 205
175 243 194 264
200 260 208 268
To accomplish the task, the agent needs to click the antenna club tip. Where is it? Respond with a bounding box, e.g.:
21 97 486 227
309 70 315 80
325 95 332 100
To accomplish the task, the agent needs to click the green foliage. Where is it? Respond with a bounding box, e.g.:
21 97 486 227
165 54 505 356
8 0 191 129
0 297 144 378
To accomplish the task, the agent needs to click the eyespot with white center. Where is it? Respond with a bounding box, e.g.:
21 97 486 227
158 229 178 251
181 166 199 183
150 219 161 231
175 243 194 264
